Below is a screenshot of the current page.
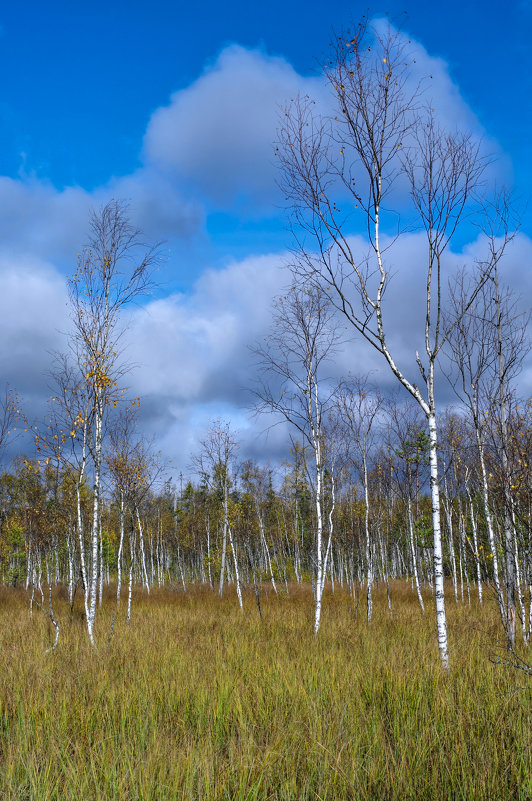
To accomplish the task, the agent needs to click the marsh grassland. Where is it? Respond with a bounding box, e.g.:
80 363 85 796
0 583 529 800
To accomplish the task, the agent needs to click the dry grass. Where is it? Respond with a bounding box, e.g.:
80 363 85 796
0 581 529 800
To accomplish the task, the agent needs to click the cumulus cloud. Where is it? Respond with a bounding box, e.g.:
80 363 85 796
0 177 91 262
0 253 69 458
0 228 529 471
143 45 327 209
373 20 482 134
106 168 203 242
0 246 290 466
388 21 508 183
121 251 289 464
0 254 68 369
0 170 202 268
142 26 506 217
127 226 532 467
126 251 287 402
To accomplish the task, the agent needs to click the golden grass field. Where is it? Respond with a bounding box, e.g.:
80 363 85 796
0 582 529 800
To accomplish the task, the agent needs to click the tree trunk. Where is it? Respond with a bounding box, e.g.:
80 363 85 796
116 493 125 605
428 409 449 671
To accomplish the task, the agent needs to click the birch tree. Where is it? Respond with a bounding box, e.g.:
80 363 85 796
335 377 383 621
385 398 428 612
38 355 93 618
241 461 278 594
106 403 151 605
68 199 156 645
253 284 340 633
445 222 529 646
277 20 493 668
194 420 243 609
0 386 23 466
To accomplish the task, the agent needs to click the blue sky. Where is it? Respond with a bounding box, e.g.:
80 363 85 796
0 1 531 468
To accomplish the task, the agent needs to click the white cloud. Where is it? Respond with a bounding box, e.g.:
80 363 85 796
143 45 327 209
126 251 288 402
372 20 508 185
106 168 203 241
0 177 91 262
0 170 203 269
0 252 69 423
142 27 507 216
122 251 290 464
377 20 482 133
0 228 529 471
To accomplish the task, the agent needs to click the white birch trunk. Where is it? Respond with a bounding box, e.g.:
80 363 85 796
428 409 449 670
363 453 373 623
207 520 214 589
477 430 506 625
87 403 103 647
466 490 483 603
219 517 227 598
67 532 74 606
136 507 150 595
408 499 425 613
259 515 278 594
227 523 243 611
126 529 136 624
312 434 324 634
98 520 104 607
116 493 125 605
